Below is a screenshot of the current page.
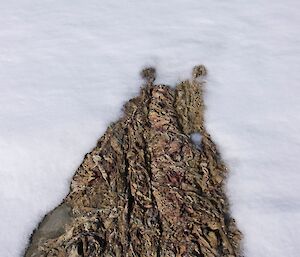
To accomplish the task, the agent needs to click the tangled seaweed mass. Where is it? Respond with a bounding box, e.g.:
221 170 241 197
25 66 242 257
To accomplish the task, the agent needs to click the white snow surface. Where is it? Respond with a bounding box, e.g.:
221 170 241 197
0 0 299 256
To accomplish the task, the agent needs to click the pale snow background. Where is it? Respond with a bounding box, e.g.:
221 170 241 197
0 0 299 256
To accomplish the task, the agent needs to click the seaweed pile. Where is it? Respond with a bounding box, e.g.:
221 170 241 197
25 66 242 257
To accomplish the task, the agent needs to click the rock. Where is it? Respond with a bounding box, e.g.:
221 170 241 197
24 66 242 257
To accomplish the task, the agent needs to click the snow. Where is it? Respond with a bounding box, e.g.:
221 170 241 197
0 0 299 256
190 132 202 150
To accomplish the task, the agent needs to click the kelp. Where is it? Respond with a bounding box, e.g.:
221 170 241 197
25 66 242 257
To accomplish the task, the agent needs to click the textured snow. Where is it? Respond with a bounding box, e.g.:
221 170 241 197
0 0 299 256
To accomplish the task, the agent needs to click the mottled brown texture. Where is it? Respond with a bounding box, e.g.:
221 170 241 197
24 66 242 257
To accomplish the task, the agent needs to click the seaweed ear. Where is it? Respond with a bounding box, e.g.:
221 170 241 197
192 65 207 79
175 65 207 135
140 67 156 84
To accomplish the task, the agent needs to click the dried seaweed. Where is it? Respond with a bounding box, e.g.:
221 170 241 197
24 66 242 257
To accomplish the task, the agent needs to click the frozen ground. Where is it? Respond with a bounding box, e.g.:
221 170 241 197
0 0 299 256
